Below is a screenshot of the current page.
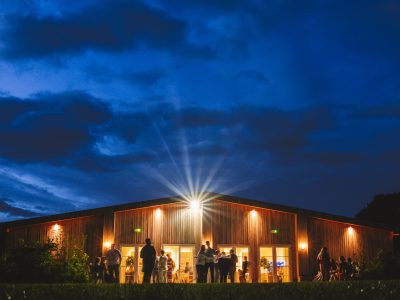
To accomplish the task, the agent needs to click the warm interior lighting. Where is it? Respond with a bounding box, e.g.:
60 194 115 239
251 209 257 217
347 226 354 235
155 208 161 218
299 242 307 250
104 241 112 249
53 224 60 231
190 199 200 210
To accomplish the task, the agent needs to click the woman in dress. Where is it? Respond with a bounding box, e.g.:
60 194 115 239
166 253 175 283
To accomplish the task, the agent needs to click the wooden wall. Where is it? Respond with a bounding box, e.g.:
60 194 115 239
114 203 201 253
307 217 393 276
203 200 297 282
2 215 103 260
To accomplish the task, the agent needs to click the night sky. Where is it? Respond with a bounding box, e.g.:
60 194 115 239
0 0 399 222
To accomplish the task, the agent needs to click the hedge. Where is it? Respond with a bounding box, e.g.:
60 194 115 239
1 281 399 300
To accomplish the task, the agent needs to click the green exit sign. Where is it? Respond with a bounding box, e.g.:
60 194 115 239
271 229 279 234
134 227 142 233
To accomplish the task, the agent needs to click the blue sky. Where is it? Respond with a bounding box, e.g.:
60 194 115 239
0 0 399 221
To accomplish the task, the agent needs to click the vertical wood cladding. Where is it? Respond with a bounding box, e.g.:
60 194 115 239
114 203 199 252
307 217 393 275
4 215 103 260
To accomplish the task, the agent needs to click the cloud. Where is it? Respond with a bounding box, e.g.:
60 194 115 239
0 198 42 218
0 1 213 60
0 91 111 162
85 65 169 87
228 69 269 85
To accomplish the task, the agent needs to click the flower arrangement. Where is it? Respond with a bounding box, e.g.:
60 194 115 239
126 256 134 266
260 256 272 272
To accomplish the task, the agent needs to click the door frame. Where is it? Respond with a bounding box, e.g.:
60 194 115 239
162 244 196 283
259 244 292 283
119 244 144 283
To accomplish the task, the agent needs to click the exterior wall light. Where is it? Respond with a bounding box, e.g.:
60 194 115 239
299 242 308 251
251 209 257 218
103 241 112 249
53 224 60 231
155 208 161 218
347 226 354 235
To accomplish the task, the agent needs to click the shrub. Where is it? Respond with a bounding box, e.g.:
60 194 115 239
0 239 90 283
0 281 400 300
360 250 400 280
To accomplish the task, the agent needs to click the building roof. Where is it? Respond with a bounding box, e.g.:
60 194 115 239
0 192 394 231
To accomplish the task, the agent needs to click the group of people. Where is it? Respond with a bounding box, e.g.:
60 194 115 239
195 241 250 283
315 246 359 281
90 238 250 284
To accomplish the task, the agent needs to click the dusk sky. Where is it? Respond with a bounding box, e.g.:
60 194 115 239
0 0 399 222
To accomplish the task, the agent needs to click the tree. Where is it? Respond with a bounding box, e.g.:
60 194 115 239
356 193 400 253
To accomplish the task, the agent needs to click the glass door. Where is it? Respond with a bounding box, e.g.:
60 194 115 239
179 246 195 283
259 246 291 283
120 245 144 283
121 246 135 284
221 246 250 283
163 245 195 283
260 247 274 283
138 246 144 283
276 247 290 282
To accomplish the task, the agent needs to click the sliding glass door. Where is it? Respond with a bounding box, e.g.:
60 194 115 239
260 246 291 283
163 245 195 283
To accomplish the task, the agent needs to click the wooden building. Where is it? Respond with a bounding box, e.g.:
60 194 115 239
0 193 394 283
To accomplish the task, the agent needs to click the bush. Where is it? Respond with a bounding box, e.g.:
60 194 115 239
0 281 399 300
0 239 90 283
360 250 400 280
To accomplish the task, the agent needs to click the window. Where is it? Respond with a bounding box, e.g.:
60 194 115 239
220 246 250 283
260 246 291 283
163 245 195 283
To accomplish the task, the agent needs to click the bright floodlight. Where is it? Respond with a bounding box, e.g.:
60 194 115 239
190 199 200 210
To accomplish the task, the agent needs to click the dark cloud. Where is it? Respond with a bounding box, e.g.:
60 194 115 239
0 91 111 162
85 65 169 87
0 1 212 60
124 69 168 86
229 70 269 85
0 198 42 217
354 102 400 119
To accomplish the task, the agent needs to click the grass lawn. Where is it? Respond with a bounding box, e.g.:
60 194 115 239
1 281 400 300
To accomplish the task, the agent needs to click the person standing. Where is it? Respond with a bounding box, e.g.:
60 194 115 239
196 245 206 283
158 250 167 283
317 247 330 281
218 252 230 283
229 249 238 283
152 256 160 283
106 244 122 283
239 256 249 283
140 238 156 283
205 241 215 282
166 253 176 283
214 249 220 283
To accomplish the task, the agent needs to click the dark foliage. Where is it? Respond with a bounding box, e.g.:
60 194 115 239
356 193 400 253
0 281 400 300
360 250 400 280
0 239 90 283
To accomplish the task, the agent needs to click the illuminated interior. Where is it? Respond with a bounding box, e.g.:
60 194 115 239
221 246 250 283
119 246 144 283
120 246 135 284
260 246 290 283
163 245 195 283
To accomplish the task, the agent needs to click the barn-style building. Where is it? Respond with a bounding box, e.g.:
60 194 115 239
0 193 393 283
